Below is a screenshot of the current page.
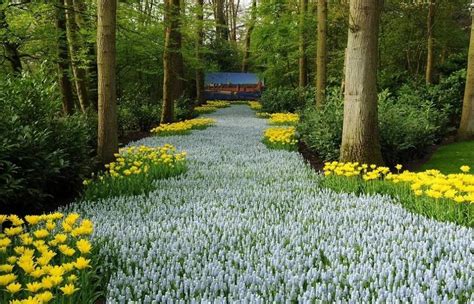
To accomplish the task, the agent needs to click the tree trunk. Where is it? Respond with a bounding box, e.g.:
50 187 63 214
65 0 90 112
298 0 308 87
425 0 435 85
340 0 383 165
162 0 184 123
215 0 229 41
0 9 22 74
458 13 474 140
195 0 205 104
242 0 256 72
97 0 118 165
55 0 75 115
316 0 327 106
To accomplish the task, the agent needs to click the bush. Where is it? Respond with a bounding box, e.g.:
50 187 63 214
298 87 449 165
118 96 161 135
0 71 95 215
260 87 314 113
175 96 198 121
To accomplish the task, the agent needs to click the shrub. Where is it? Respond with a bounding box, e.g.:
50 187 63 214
260 87 314 113
0 71 95 215
175 96 197 121
298 87 449 165
118 97 161 136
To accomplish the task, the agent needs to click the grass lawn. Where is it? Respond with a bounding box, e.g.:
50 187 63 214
419 140 474 174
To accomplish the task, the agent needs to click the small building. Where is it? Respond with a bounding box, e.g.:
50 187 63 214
204 72 264 100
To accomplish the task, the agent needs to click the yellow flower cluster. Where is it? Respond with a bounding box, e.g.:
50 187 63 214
324 162 474 204
98 145 186 179
150 118 215 136
0 213 93 303
205 101 230 108
256 112 271 119
263 127 298 150
248 101 262 111
194 105 218 114
268 113 299 125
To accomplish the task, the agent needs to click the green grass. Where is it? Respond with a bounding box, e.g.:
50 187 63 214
419 140 474 174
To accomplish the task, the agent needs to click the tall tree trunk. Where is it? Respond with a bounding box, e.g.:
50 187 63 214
73 0 99 110
298 0 308 87
242 0 256 72
65 0 90 112
195 0 205 104
55 0 75 115
458 11 474 140
215 0 229 40
425 0 435 85
162 0 184 123
340 0 383 164
97 0 118 165
316 0 327 106
0 9 22 74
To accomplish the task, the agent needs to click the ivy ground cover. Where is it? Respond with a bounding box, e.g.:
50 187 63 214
68 105 473 302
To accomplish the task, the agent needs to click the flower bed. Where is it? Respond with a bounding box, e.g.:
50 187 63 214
248 101 262 111
262 127 298 150
323 162 474 226
194 105 218 114
151 118 215 136
268 113 299 125
0 213 97 303
83 145 186 200
205 101 231 108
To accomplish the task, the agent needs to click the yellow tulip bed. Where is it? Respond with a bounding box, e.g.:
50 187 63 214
194 105 218 114
255 112 271 119
0 213 96 304
248 101 262 111
150 118 215 136
323 162 474 227
83 144 187 200
262 127 298 151
268 113 299 125
205 101 231 108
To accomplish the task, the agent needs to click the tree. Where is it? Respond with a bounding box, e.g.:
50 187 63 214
316 0 327 106
298 0 308 87
215 0 229 41
195 0 205 104
162 0 184 123
0 7 22 74
97 0 118 165
55 0 75 115
458 4 474 140
425 0 435 84
242 0 256 72
340 0 383 164
65 0 90 112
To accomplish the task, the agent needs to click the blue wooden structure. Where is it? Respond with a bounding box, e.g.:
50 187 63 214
204 72 264 100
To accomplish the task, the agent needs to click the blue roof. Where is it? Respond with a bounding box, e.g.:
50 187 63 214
205 73 260 85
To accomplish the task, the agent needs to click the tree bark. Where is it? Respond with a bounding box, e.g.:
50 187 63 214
0 8 22 74
215 0 229 41
298 0 308 87
242 0 256 72
55 0 75 115
316 0 327 106
162 0 184 123
65 0 90 112
458 13 474 140
340 0 383 165
425 0 435 85
97 0 118 165
195 0 205 104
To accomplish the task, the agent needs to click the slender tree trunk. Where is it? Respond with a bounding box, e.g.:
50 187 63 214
215 0 229 41
425 0 435 85
162 0 184 123
340 0 383 164
65 0 90 112
298 0 308 87
97 0 118 165
195 0 205 104
55 0 75 115
458 12 474 140
316 0 327 106
242 0 256 72
0 9 22 74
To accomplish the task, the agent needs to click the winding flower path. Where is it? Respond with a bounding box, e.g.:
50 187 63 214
71 105 473 302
